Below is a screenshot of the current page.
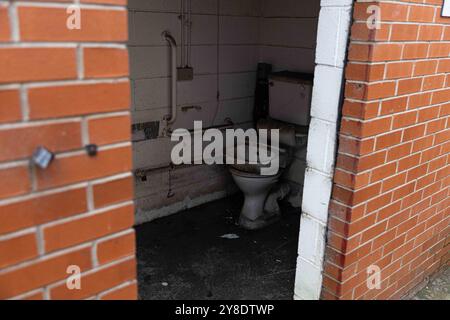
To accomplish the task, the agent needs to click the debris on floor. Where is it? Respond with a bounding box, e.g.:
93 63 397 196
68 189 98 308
220 234 240 240
136 194 301 300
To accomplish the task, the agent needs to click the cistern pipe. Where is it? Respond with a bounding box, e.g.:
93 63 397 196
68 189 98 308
162 31 178 125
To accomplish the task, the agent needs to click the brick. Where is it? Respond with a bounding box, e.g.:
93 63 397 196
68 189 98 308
43 204 134 252
409 92 432 109
418 107 439 123
353 183 382 206
0 5 10 41
357 151 387 172
345 63 384 81
88 115 131 146
390 24 418 41
0 232 38 269
19 7 127 42
437 59 450 73
351 22 389 42
50 258 136 300
0 121 82 162
426 118 446 135
35 146 132 190
0 89 21 123
365 82 396 100
423 75 445 91
377 201 402 221
403 43 429 60
387 143 412 161
366 192 393 214
418 25 443 41
380 97 407 115
412 136 434 153
0 187 87 235
93 175 133 208
385 62 413 79
84 47 129 79
429 43 450 58
0 247 92 299
414 60 438 76
398 153 421 172
397 78 422 95
402 124 426 142
97 231 135 265
0 166 30 200
28 81 130 119
375 131 402 150
0 48 77 83
100 282 137 300
361 221 388 244
408 6 435 23
392 111 417 129
371 162 397 182
342 100 379 120
432 89 450 105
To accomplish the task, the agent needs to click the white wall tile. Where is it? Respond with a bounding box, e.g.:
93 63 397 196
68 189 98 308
219 72 256 100
220 0 261 16
306 118 337 174
310 65 344 123
302 168 333 224
261 18 318 49
219 16 259 44
263 0 321 18
294 257 323 300
219 45 259 73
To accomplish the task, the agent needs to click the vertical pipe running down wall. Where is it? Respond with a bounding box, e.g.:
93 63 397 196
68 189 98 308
162 31 178 125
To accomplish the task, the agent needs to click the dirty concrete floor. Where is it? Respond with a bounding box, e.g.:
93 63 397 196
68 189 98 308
413 266 449 300
136 194 301 300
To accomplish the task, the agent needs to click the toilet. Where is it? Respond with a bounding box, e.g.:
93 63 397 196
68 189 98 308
228 71 313 230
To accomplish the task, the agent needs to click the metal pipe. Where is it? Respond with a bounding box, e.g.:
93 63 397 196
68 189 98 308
187 0 192 66
162 31 178 125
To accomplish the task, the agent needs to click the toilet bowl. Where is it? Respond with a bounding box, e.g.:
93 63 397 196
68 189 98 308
229 166 283 230
226 142 288 230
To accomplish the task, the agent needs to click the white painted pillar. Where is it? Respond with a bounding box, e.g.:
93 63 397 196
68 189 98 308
294 0 354 300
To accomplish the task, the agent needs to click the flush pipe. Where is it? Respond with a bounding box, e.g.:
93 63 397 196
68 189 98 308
162 31 178 125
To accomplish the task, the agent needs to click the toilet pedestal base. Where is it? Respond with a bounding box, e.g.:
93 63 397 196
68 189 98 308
239 211 281 230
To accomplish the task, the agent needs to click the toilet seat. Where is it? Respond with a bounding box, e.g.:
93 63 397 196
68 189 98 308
225 141 287 177
229 165 283 178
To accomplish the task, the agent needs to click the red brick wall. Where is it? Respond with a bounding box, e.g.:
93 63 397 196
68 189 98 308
0 0 137 299
322 0 449 300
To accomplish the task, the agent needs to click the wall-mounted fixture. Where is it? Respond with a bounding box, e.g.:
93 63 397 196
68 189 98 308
178 0 194 81
181 105 202 112
32 146 54 169
162 31 178 126
85 144 98 157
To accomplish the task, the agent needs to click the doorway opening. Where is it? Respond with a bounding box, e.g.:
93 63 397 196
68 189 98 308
127 0 351 300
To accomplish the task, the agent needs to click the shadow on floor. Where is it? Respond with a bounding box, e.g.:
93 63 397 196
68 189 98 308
135 194 301 300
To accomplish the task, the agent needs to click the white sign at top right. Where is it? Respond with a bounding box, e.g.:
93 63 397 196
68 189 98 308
443 0 450 17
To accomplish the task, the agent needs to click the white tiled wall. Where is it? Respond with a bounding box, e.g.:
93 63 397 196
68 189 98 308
128 0 321 223
260 0 321 73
